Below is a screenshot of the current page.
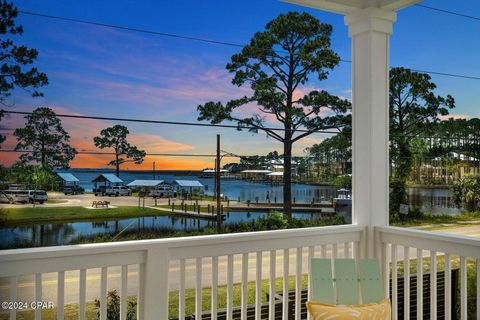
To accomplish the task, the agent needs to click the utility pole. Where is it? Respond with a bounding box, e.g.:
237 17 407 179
216 134 222 231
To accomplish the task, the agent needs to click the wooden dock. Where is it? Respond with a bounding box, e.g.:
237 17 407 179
146 206 218 221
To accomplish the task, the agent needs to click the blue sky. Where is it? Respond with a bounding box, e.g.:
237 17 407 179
2 0 479 169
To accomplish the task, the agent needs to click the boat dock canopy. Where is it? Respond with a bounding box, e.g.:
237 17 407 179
173 180 204 188
127 180 165 187
57 172 80 183
91 174 123 184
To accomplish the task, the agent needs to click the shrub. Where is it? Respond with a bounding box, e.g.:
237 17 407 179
94 290 137 320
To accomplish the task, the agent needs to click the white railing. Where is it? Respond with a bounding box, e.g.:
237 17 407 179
0 224 366 320
377 226 480 320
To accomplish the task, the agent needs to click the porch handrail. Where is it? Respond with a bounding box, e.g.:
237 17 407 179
0 224 366 320
376 225 480 320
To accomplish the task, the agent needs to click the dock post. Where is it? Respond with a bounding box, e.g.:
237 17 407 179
247 200 250 207
198 205 200 214
294 197 296 204
208 204 211 213
168 198 170 206
184 205 187 213
172 203 174 212
274 196 277 204
212 206 215 215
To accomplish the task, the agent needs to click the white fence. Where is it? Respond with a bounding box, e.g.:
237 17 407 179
0 224 365 320
1 225 479 319
377 226 480 320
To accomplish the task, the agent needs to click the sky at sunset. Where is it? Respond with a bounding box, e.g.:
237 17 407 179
1 0 479 170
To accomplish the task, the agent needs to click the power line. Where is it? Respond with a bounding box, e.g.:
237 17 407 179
0 149 233 158
18 10 480 81
1 110 342 134
414 4 480 21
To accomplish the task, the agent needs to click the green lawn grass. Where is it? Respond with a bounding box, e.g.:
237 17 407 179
390 211 480 228
0 206 169 226
0 275 307 320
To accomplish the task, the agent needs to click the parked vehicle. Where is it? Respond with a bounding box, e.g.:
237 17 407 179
27 190 48 204
4 190 29 204
63 185 85 195
93 185 108 196
149 186 176 198
0 191 13 204
106 186 132 197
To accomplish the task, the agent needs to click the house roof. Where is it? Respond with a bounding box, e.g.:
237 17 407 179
127 180 165 187
241 170 272 173
202 169 229 173
92 173 123 183
174 180 204 187
57 172 79 183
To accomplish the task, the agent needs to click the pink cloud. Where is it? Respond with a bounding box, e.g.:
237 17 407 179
439 114 469 121
0 106 197 168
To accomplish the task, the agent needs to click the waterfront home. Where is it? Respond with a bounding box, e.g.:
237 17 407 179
240 169 272 181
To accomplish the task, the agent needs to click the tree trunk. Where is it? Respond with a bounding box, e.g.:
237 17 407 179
115 152 120 177
390 140 413 214
283 140 293 217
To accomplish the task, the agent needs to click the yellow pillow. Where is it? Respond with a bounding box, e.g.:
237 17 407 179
306 298 391 320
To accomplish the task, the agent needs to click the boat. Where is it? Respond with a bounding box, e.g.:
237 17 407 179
333 188 352 206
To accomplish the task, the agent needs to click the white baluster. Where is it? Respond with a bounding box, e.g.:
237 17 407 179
100 267 107 320
283 248 289 320
57 271 65 320
79 269 86 320
212 256 218 320
241 253 248 320
179 259 186 320
256 252 262 320
403 247 410 320
460 256 467 320
391 244 397 320
269 250 276 320
120 265 128 320
445 254 451 320
417 249 423 320
227 255 234 320
35 273 42 320
430 251 437 319
196 257 202 320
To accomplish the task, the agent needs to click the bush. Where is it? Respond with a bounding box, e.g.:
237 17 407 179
451 175 480 211
94 290 137 320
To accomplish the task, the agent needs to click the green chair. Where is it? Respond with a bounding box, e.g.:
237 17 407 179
310 258 385 305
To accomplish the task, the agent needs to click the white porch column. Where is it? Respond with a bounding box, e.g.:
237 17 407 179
345 8 396 258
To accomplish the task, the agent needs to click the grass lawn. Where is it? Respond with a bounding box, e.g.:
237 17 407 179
0 275 307 320
0 206 169 226
390 211 480 228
